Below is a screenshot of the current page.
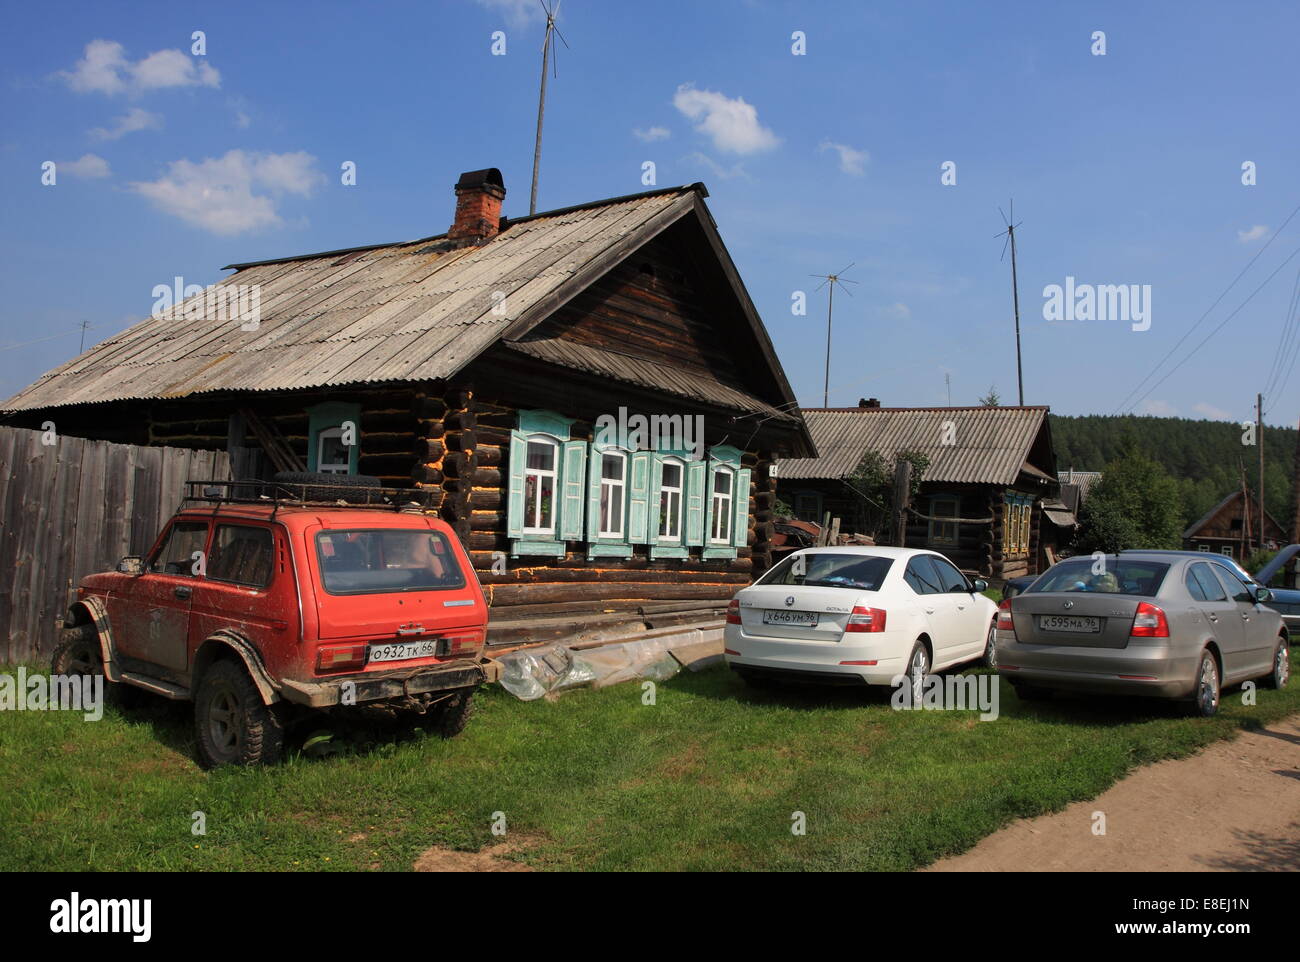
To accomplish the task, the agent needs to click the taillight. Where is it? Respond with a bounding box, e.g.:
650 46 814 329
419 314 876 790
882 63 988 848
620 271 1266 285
440 627 486 657
726 599 741 625
996 598 1015 634
316 643 368 672
845 605 886 633
1130 602 1169 638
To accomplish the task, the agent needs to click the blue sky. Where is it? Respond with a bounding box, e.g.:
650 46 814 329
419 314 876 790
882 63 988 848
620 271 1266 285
2 0 1297 427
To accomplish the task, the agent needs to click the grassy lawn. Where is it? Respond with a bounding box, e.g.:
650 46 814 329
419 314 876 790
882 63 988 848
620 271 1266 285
1 651 1295 872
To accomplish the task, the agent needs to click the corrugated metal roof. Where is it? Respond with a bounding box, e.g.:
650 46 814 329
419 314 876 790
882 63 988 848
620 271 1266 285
2 188 698 412
502 337 799 421
776 406 1052 485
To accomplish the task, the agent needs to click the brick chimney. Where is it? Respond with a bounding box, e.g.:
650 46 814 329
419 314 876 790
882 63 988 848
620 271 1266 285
858 397 881 408
448 168 505 246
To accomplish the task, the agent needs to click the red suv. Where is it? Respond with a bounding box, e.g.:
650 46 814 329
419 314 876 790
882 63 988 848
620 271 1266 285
51 481 495 768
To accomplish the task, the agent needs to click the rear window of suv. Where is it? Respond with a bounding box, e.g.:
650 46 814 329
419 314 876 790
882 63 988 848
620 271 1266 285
315 529 466 595
1027 559 1169 596
758 553 893 591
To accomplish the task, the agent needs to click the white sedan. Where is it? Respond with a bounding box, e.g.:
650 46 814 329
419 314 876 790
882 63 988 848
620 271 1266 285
724 546 999 695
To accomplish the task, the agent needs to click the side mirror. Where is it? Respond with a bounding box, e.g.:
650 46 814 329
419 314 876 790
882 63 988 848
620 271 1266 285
116 556 143 575
971 579 989 593
1254 587 1273 604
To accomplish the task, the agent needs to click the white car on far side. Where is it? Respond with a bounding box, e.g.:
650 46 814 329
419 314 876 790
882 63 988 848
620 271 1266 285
724 546 999 698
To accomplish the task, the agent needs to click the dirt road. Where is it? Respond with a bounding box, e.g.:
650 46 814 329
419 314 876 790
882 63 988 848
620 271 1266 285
926 716 1300 872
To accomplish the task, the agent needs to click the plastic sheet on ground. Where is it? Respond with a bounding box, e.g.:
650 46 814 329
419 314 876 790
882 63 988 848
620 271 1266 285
495 637 685 701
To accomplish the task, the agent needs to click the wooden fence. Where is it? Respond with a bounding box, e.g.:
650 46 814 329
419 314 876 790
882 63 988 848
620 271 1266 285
0 426 230 663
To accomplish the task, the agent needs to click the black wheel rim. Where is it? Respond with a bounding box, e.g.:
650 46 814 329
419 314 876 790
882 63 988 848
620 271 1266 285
65 643 99 677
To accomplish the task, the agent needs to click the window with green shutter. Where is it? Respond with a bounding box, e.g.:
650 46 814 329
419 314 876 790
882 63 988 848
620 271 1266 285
585 440 633 560
650 454 689 559
306 402 361 475
506 410 585 558
702 446 747 559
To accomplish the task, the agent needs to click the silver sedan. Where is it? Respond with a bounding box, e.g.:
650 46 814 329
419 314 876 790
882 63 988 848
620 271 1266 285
995 552 1290 716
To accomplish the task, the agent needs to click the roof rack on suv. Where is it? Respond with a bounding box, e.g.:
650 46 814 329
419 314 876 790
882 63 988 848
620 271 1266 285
181 479 435 513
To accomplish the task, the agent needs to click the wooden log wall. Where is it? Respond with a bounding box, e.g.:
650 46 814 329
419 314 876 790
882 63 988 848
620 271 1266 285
0 426 230 662
448 384 764 626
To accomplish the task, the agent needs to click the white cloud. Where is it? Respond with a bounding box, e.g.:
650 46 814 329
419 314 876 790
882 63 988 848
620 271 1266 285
60 39 220 95
633 125 671 142
89 107 163 141
1193 402 1233 421
475 0 543 27
130 150 324 236
672 84 779 155
819 139 868 175
1139 399 1177 417
878 302 910 321
61 153 110 178
235 110 251 129
1237 224 1269 243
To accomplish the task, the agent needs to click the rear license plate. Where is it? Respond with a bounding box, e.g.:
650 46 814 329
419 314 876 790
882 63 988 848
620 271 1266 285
1038 615 1100 633
368 639 437 664
763 610 819 626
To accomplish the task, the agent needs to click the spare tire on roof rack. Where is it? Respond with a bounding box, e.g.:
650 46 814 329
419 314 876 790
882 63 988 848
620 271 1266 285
271 471 384 505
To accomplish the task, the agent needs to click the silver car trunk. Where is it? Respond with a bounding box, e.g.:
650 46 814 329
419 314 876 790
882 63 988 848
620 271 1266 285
738 585 859 642
1012 593 1142 649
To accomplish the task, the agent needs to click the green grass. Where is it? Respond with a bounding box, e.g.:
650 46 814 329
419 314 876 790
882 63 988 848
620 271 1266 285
1 651 1295 872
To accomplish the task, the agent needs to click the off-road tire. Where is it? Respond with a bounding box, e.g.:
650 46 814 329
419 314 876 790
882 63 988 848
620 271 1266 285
50 624 135 707
194 660 285 768
271 471 382 504
423 689 475 739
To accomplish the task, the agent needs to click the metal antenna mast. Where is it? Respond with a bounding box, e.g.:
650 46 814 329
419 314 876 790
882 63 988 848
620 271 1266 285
997 202 1025 406
529 0 568 216
810 263 857 407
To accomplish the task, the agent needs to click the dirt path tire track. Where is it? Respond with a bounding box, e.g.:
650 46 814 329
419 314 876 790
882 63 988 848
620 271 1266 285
926 715 1300 872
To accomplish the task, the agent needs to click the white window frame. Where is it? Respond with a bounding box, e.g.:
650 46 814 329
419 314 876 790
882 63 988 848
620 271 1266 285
658 457 684 541
599 450 627 539
523 436 560 535
710 466 734 544
316 427 350 475
1219 546 1234 557
1198 544 1210 552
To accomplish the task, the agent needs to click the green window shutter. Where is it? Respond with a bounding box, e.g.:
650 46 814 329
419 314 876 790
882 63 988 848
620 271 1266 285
559 440 587 541
506 430 527 539
731 467 751 548
585 446 603 542
685 460 706 546
627 451 652 543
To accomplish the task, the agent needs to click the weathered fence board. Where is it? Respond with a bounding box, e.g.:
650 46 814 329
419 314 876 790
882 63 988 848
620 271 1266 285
0 426 230 663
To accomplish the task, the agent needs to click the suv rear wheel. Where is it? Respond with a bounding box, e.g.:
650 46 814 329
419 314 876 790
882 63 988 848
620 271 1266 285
194 660 285 768
421 689 474 739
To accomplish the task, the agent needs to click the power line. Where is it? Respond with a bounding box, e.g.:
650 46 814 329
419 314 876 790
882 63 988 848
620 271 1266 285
1115 200 1300 414
0 324 93 353
1124 238 1300 414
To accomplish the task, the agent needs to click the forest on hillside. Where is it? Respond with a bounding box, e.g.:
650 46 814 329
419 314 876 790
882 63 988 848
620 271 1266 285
1048 414 1294 534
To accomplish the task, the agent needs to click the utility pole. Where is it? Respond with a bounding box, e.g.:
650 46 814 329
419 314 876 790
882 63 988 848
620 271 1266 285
78 320 91 353
529 1 566 216
1258 393 1265 550
810 264 856 407
997 204 1025 406
945 372 951 406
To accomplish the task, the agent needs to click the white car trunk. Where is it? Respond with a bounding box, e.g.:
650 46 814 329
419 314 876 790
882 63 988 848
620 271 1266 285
737 585 863 641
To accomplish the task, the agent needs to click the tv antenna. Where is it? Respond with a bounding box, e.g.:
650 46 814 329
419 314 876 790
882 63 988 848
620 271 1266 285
810 263 857 407
996 201 1025 406
529 0 569 216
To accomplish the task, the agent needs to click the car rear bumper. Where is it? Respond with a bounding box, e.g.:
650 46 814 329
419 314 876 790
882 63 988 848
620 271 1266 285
279 659 500 708
995 631 1199 698
724 624 909 686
